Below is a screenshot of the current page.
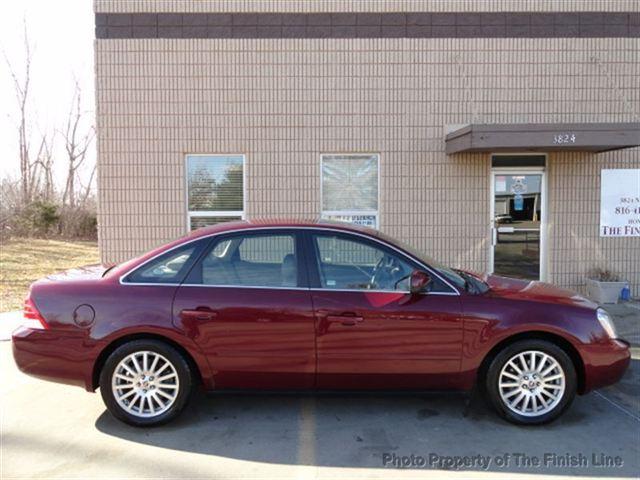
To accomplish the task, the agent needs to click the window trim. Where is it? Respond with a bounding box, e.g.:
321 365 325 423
320 153 380 229
185 153 246 232
118 226 459 295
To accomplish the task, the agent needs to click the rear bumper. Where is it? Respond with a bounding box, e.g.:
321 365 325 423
581 338 631 393
12 327 97 391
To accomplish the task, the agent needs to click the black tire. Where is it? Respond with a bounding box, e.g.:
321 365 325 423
485 339 577 425
99 339 193 427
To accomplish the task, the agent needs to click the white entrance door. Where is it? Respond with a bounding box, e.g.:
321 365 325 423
490 168 547 281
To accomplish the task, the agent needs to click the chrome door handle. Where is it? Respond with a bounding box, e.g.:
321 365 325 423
326 315 364 326
181 309 217 321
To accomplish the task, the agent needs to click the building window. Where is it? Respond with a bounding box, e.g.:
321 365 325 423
321 154 379 228
186 155 245 231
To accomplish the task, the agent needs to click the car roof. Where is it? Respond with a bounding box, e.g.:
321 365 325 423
186 218 381 239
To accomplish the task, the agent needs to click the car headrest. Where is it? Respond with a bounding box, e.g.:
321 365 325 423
281 254 297 287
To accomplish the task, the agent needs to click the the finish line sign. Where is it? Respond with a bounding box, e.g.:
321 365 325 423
600 169 640 237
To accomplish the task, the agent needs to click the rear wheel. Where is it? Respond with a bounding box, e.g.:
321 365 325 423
99 339 193 426
485 340 577 425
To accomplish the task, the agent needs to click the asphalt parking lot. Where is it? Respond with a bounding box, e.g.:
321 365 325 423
1 306 639 479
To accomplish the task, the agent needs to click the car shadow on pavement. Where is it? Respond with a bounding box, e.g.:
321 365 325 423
95 368 640 477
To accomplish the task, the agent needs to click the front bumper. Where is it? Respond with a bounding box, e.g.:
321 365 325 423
580 338 631 393
12 326 98 391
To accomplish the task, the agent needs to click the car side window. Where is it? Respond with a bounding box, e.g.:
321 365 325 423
126 244 199 284
312 234 414 291
196 233 298 288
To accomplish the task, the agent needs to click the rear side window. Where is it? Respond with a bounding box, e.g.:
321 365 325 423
238 235 294 264
125 243 201 284
190 233 299 288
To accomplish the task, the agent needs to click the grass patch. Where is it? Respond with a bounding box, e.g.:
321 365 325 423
0 238 99 312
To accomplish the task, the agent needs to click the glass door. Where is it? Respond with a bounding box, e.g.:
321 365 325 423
491 170 545 281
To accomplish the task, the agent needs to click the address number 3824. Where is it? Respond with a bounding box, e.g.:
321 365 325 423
553 133 577 144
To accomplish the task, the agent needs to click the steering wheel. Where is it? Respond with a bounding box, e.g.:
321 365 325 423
370 255 401 290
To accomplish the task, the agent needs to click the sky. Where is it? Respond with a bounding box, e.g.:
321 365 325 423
0 0 95 188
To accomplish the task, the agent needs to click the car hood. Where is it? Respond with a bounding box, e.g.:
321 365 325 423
482 274 597 309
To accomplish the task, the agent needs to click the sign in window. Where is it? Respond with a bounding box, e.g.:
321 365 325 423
600 169 640 237
321 154 379 229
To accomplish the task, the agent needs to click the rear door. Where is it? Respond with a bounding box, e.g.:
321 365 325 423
172 229 316 389
306 231 463 390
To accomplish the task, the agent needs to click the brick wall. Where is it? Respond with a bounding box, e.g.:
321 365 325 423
547 151 640 294
95 1 640 295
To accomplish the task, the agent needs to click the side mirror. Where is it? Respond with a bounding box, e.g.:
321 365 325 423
410 270 432 294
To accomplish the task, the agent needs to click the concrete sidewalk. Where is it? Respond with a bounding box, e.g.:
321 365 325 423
0 311 22 341
604 302 640 346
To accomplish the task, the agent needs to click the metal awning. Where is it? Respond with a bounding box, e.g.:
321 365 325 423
445 122 640 154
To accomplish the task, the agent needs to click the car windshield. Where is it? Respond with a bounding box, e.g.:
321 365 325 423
376 231 470 291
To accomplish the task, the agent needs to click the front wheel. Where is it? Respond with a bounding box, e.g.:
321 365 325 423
486 340 577 425
99 339 193 427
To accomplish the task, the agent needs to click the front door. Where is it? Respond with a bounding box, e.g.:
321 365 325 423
306 231 463 390
172 230 315 389
491 168 546 281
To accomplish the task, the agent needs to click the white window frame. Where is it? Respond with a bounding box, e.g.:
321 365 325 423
489 153 548 282
320 153 380 229
185 154 246 232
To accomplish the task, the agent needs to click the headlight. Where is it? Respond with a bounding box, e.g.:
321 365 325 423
596 308 617 339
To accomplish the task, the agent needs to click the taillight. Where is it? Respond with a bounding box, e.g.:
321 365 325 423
23 297 49 330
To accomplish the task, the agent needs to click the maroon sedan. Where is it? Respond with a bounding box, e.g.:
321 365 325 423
13 220 629 426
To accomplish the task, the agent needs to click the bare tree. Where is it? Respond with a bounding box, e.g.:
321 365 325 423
78 164 96 207
1 18 98 239
61 81 95 208
32 133 55 201
3 20 36 204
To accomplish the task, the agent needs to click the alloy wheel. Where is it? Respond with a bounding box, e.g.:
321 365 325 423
498 350 566 417
111 350 180 418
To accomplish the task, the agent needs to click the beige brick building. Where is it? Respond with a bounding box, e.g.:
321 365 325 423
94 1 640 296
